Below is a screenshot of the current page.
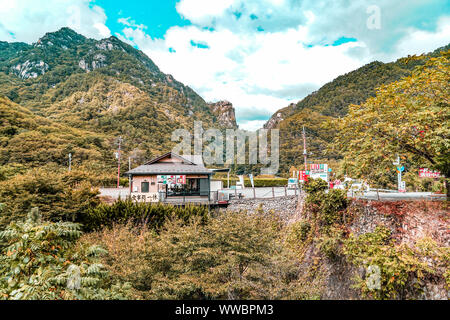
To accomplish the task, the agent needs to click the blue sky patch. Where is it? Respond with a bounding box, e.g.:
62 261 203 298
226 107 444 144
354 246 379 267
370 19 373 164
94 0 191 39
332 37 358 46
190 40 210 49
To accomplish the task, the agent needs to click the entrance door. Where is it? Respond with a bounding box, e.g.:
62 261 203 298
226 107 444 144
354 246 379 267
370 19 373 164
141 182 150 193
199 178 209 196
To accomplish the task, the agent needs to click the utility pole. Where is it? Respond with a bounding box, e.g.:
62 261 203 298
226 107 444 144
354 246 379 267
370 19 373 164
302 126 308 172
117 136 123 189
128 157 131 171
68 153 72 172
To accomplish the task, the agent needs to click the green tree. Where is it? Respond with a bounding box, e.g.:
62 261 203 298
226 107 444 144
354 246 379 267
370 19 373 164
0 168 100 229
333 52 450 195
0 208 130 300
86 212 308 300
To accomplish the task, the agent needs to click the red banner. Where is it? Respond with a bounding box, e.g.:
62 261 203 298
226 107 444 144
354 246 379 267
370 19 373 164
299 171 309 182
419 168 443 179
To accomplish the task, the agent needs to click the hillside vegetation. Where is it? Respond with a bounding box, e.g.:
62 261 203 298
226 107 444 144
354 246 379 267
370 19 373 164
0 28 237 181
266 45 449 173
0 96 111 171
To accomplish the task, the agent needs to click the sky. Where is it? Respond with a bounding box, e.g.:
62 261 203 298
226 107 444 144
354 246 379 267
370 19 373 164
0 0 449 131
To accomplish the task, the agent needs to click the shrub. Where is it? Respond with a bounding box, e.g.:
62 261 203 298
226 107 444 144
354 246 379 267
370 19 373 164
316 226 345 261
343 226 442 300
82 211 310 300
304 179 329 208
304 179 349 226
288 219 311 243
304 178 328 194
0 168 100 229
0 208 131 300
84 199 209 231
319 189 349 225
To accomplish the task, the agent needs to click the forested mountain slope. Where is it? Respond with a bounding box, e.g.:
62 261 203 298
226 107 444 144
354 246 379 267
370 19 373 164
0 28 237 178
0 96 113 178
265 44 450 173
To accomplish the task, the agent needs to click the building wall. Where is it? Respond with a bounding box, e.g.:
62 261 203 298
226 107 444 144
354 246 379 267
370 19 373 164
132 175 158 193
131 174 211 193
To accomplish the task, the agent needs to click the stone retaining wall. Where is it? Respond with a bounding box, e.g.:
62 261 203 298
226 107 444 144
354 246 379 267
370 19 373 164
226 196 299 222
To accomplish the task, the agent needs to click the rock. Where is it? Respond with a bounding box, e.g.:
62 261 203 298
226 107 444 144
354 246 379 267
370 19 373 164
208 100 238 129
11 60 49 79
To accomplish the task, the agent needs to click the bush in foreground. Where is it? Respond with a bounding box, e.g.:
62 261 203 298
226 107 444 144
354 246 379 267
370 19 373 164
0 168 100 229
0 208 130 300
84 200 209 231
82 211 319 300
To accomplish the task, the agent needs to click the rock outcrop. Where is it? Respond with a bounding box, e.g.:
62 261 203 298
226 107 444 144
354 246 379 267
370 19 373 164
263 104 294 129
208 100 238 129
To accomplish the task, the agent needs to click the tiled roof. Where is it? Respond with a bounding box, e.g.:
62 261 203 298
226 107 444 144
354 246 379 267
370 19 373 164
126 153 212 175
127 163 212 175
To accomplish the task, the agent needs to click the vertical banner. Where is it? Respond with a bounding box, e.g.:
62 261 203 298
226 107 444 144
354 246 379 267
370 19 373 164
248 174 255 188
238 175 245 189
299 171 309 182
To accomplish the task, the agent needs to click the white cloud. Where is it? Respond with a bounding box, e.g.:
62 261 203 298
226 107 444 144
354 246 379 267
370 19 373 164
1 0 448 131
390 16 450 59
118 15 366 130
176 0 235 24
0 0 110 43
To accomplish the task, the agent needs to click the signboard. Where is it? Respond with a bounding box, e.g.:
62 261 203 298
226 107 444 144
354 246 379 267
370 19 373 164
311 172 329 182
248 174 255 188
158 175 186 185
177 175 186 184
399 181 406 193
238 175 245 189
310 164 329 182
310 164 328 173
299 171 309 182
419 168 443 179
131 192 159 203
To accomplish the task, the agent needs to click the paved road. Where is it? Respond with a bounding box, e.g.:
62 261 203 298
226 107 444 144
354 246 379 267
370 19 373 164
99 187 444 201
98 187 299 200
350 191 445 201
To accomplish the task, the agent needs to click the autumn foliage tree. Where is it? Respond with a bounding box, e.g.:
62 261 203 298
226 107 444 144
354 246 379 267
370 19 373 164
332 51 449 195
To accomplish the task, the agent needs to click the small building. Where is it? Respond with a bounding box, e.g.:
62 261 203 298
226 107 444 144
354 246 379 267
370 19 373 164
126 152 214 204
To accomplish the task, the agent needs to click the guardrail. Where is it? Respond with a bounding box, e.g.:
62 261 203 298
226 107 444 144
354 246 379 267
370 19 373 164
368 188 399 193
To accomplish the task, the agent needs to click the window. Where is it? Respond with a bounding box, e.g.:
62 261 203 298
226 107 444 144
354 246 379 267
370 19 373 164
141 182 150 193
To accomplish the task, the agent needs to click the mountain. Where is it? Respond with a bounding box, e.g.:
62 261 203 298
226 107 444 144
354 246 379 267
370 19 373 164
0 28 237 176
0 95 112 174
207 100 238 129
265 44 450 173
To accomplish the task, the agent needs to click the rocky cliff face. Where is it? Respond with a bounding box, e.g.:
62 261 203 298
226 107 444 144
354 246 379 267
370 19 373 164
0 27 234 162
263 104 294 129
229 196 449 300
208 100 238 129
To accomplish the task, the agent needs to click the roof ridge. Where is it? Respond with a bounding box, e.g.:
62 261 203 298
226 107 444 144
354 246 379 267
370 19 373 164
144 152 195 166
